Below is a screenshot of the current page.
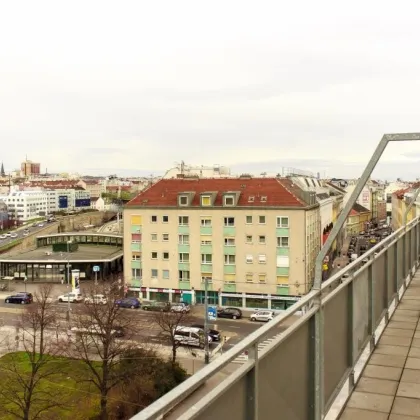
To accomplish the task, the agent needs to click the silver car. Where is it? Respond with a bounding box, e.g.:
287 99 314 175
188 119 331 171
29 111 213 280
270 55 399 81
250 310 275 322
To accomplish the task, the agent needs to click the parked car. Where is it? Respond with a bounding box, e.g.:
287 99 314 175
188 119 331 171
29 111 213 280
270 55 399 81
0 234 6 239
171 302 191 313
57 293 83 303
10 233 18 238
38 223 44 227
142 301 171 312
190 324 221 341
250 310 275 322
217 307 242 320
115 297 141 309
173 326 212 349
5 233 11 237
84 294 107 305
5 292 33 304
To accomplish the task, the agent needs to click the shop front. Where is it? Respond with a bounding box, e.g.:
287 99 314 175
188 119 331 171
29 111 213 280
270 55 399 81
133 287 194 304
220 292 300 310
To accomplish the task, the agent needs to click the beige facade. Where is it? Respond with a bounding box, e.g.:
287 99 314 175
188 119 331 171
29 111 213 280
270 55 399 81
123 205 320 308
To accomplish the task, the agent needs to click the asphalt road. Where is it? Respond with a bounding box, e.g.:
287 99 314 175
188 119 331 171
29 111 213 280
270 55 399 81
0 303 263 345
0 221 57 249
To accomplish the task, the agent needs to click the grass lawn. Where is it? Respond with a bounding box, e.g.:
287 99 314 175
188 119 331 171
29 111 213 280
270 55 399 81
0 352 101 419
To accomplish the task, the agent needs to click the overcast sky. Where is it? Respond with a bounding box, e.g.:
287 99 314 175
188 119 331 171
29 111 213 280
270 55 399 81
1 0 420 180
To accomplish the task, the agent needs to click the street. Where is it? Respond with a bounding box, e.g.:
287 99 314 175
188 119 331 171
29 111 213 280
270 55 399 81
0 221 56 249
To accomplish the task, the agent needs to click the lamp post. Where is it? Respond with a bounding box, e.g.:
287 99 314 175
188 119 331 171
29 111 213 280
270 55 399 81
66 240 71 323
204 277 210 364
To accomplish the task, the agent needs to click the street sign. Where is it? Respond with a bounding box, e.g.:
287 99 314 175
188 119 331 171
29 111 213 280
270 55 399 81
93 266 100 272
208 306 217 321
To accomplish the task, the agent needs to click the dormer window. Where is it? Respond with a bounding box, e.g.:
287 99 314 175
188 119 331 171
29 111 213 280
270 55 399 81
248 196 255 203
179 195 188 206
201 195 211 206
224 195 235 206
261 196 267 202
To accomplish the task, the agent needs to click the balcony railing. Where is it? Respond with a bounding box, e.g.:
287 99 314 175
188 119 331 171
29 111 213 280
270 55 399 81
132 215 420 420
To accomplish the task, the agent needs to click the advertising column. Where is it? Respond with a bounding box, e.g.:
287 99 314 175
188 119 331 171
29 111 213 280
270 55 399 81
71 269 80 294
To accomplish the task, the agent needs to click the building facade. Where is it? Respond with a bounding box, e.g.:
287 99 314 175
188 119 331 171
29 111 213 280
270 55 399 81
1 190 48 221
123 178 321 310
21 159 41 177
45 188 91 213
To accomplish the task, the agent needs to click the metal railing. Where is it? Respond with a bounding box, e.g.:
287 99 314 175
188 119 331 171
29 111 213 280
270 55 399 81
133 216 420 420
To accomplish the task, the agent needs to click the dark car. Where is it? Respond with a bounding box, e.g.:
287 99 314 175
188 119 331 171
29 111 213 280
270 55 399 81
115 297 141 309
190 324 221 341
5 292 33 304
217 307 242 320
142 301 170 312
113 326 125 338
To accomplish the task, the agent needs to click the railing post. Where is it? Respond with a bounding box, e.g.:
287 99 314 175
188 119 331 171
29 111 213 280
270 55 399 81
368 263 376 350
394 240 399 304
383 248 389 325
246 343 259 420
314 298 324 420
347 281 355 391
416 222 420 266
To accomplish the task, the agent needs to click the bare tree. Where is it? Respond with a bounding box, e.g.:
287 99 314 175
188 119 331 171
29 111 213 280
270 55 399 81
68 281 140 420
0 284 66 420
152 309 194 364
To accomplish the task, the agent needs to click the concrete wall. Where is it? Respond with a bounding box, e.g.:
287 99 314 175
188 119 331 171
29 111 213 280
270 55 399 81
5 211 115 255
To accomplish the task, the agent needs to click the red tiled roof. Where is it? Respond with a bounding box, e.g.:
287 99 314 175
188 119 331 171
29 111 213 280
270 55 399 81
126 178 307 207
350 209 358 216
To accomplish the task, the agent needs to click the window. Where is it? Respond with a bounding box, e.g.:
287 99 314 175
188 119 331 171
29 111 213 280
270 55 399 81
163 269 169 279
224 196 235 206
277 256 289 267
151 252 158 259
179 253 190 263
246 215 252 224
151 215 157 223
179 270 190 281
201 196 211 206
258 254 266 264
132 253 141 261
248 196 255 202
151 269 158 278
259 235 266 244
131 233 141 243
224 217 235 227
259 215 266 224
179 216 189 226
162 215 169 223
261 196 267 202
224 238 235 246
162 233 169 241
246 273 253 283
179 196 188 206
277 216 289 228
201 218 212 227
259 273 266 283
201 238 212 245
277 237 289 247
224 255 236 265
178 234 189 244
163 252 169 260
201 254 212 264
246 254 253 264
201 275 213 284
246 235 253 244
132 268 141 278
151 233 157 241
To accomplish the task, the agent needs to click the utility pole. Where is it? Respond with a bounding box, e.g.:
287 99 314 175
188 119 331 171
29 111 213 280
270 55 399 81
204 277 210 364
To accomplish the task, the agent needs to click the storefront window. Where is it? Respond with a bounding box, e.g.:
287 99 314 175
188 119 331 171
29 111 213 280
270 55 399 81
221 296 242 307
245 298 268 309
195 291 218 305
271 300 287 310
149 292 168 302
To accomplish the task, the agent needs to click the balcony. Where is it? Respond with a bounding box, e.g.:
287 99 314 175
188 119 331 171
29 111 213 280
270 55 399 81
132 216 420 420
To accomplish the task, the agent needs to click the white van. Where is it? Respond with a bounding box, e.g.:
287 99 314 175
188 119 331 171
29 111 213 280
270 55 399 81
173 326 212 349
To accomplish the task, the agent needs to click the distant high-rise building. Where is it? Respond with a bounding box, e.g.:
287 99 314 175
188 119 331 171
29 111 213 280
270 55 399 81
21 159 41 177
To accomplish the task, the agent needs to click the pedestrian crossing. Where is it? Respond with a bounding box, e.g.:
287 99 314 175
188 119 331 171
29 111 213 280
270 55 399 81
232 332 283 364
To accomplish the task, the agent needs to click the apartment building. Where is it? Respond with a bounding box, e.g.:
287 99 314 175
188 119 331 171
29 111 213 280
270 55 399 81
45 188 91 213
1 190 48 221
77 179 105 198
123 177 321 310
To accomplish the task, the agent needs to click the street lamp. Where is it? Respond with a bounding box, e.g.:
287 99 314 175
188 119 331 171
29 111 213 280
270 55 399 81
66 240 72 323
